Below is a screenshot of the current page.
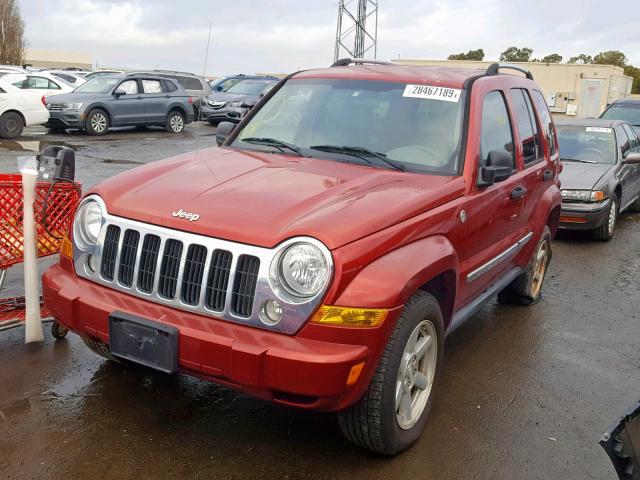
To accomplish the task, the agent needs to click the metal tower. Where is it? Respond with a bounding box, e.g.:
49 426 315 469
334 0 379 61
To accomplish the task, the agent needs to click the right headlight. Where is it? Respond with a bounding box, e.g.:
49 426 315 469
273 241 330 298
73 198 104 248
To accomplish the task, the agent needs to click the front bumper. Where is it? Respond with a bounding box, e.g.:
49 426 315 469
43 263 390 411
202 104 247 124
559 200 611 231
44 111 84 129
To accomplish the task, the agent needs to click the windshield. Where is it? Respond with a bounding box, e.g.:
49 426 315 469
74 77 120 93
557 125 617 164
227 79 276 95
232 78 465 174
601 103 640 126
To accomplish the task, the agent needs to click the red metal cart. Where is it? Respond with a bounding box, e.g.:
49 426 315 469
0 174 81 337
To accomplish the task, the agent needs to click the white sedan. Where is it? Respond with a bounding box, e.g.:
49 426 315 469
1 72 76 98
0 81 50 138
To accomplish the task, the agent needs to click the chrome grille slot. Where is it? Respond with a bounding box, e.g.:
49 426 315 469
118 229 140 287
158 239 183 299
137 234 161 293
181 244 207 306
101 225 121 280
205 249 232 311
231 255 260 318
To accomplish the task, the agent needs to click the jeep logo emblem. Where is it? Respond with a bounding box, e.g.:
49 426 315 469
172 209 200 222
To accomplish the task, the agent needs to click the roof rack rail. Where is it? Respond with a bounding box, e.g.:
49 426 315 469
331 58 393 67
486 63 533 80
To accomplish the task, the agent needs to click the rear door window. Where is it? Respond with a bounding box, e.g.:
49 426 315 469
480 91 515 169
142 80 162 94
510 88 542 165
622 124 639 152
531 90 558 156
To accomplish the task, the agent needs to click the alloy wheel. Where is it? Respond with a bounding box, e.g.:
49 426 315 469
395 319 438 430
91 113 107 133
607 200 617 236
530 239 549 298
170 114 184 132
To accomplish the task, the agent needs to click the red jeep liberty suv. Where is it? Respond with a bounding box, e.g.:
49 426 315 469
43 60 561 455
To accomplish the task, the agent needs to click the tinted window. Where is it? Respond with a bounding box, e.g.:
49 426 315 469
233 78 466 174
52 73 77 84
480 91 515 168
227 80 276 95
619 127 631 158
510 89 541 164
621 124 639 152
142 80 162 93
531 90 557 156
162 80 177 92
118 80 138 94
0 87 5 93
170 75 201 91
601 103 640 127
557 125 616 164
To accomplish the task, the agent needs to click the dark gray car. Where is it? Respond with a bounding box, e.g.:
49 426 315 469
557 118 640 240
202 77 278 125
600 97 640 136
44 74 194 135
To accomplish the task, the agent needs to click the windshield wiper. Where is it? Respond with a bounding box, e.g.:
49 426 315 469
561 157 597 164
240 137 305 157
309 145 405 171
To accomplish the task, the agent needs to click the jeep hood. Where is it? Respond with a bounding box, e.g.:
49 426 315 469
91 147 464 249
559 161 613 190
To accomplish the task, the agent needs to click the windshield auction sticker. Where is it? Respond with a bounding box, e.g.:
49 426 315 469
403 85 461 103
585 127 613 133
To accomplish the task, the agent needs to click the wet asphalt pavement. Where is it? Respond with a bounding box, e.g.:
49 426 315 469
1 126 639 479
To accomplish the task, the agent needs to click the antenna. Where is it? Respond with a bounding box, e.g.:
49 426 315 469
334 0 379 62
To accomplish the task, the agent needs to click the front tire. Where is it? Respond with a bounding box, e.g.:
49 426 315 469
593 195 618 241
498 226 552 305
338 291 444 455
85 109 109 136
0 111 24 139
166 110 185 133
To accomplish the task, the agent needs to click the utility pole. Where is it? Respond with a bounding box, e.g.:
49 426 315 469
334 0 379 61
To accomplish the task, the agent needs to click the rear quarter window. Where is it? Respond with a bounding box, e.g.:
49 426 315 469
172 76 202 91
162 80 177 93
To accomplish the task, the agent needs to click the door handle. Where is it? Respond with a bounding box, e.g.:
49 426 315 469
510 185 527 200
542 169 553 181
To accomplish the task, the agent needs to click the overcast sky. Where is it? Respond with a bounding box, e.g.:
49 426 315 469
19 0 640 75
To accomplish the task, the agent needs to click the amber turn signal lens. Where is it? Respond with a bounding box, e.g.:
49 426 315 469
311 305 388 327
346 362 365 386
60 234 73 259
592 191 606 202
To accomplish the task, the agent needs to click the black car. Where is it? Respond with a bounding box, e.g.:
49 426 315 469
557 118 640 240
44 74 194 135
600 97 640 136
202 77 279 125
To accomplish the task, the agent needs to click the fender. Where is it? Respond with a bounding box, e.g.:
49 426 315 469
334 234 459 309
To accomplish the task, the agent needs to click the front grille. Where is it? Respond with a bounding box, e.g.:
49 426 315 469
97 224 259 318
231 255 260 318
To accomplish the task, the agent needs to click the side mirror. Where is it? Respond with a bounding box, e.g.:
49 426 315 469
114 89 126 97
622 152 640 165
216 121 235 146
479 149 514 186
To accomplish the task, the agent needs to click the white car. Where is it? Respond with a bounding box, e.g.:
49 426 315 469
44 70 87 86
0 81 49 139
1 72 76 98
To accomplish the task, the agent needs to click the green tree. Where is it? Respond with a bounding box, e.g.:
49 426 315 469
447 49 485 61
540 53 562 63
567 54 593 64
593 50 627 68
624 65 640 94
499 47 534 62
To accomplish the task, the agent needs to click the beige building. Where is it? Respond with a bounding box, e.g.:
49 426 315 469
24 48 92 70
393 59 633 118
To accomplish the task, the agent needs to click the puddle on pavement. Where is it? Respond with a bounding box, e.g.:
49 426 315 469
0 139 73 153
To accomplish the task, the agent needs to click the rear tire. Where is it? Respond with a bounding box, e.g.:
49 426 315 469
85 109 109 136
0 111 24 139
592 195 618 241
338 291 444 455
498 226 552 306
166 110 185 133
82 335 121 362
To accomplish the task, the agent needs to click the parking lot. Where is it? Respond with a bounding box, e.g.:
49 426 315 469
0 124 638 479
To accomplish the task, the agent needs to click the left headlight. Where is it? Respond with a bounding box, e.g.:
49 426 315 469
273 242 330 298
561 189 606 203
74 198 104 248
65 102 83 110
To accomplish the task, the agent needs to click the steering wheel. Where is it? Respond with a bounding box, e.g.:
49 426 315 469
387 144 445 167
